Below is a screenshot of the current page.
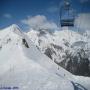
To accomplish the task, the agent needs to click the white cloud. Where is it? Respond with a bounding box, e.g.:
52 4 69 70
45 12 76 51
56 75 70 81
21 15 58 30
75 13 90 30
3 13 12 19
47 6 58 13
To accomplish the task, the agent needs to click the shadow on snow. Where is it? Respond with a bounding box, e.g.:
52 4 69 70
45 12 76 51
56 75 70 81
71 81 87 90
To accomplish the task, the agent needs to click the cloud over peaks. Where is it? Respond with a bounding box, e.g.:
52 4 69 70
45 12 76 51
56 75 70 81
75 13 90 31
21 15 58 31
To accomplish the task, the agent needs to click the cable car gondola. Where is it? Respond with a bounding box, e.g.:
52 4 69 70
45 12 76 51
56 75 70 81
60 0 75 27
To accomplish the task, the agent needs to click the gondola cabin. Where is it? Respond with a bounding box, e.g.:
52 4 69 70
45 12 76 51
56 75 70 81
60 0 75 27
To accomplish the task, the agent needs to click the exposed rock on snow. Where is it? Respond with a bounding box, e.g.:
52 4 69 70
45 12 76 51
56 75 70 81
27 27 90 77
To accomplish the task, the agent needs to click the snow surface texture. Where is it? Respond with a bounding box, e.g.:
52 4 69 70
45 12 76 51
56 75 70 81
0 24 90 90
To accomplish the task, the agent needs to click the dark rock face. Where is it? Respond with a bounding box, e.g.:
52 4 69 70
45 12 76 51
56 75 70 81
37 35 90 77
51 43 63 51
43 43 90 76
22 39 29 48
59 49 90 76
63 39 70 47
38 29 46 37
0 45 2 50
44 48 56 59
6 38 11 43
44 44 64 61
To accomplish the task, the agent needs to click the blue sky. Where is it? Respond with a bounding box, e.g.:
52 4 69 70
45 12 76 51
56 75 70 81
0 0 90 31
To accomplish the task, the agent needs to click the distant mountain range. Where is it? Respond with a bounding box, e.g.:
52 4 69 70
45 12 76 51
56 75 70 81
27 26 90 76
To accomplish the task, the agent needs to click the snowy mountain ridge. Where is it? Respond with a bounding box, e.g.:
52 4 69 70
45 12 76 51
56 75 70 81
27 27 87 63
0 24 74 90
0 24 90 90
27 26 90 77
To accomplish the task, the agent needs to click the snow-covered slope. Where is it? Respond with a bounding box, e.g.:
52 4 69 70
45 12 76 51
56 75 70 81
0 24 90 90
27 26 90 89
0 24 75 90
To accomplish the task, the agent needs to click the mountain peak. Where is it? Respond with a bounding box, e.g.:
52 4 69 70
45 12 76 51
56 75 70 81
10 24 21 32
8 24 23 37
11 24 19 28
0 24 23 38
